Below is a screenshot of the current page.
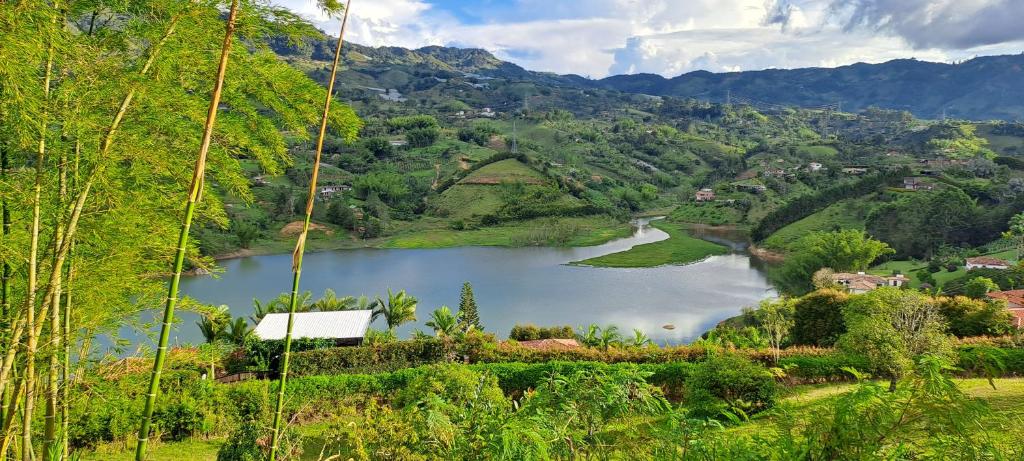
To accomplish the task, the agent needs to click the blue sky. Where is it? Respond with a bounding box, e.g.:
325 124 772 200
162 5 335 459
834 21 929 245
278 0 1024 78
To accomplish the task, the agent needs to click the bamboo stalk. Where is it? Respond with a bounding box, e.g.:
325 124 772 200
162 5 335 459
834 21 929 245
43 131 70 458
23 10 57 458
268 3 352 459
0 10 184 400
134 2 238 460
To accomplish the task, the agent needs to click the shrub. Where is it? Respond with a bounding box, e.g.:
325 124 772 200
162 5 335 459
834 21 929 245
791 289 849 347
508 324 575 341
685 354 778 419
216 420 302 461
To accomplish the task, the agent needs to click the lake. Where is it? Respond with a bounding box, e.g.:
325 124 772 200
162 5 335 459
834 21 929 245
126 219 778 349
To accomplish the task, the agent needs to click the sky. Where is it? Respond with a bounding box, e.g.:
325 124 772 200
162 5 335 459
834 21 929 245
277 0 1024 79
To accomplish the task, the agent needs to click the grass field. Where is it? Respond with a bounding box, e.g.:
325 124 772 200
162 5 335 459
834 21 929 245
870 247 1019 288
574 220 728 268
761 199 872 251
383 216 633 249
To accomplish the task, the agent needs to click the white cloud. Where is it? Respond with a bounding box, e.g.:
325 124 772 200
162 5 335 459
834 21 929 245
273 0 1024 78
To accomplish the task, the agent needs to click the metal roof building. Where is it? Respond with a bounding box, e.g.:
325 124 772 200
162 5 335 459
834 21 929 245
253 310 373 345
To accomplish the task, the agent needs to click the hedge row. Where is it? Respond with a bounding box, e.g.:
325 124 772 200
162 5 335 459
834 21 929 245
288 338 836 377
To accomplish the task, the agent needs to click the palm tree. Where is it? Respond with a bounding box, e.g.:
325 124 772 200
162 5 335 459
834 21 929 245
373 289 418 333
312 288 355 311
251 291 312 323
196 305 230 343
599 325 622 351
223 317 251 346
269 2 353 458
136 2 240 459
577 324 601 347
425 306 458 337
630 328 652 348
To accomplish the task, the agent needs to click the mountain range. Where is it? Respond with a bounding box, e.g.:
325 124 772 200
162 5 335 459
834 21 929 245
280 38 1024 121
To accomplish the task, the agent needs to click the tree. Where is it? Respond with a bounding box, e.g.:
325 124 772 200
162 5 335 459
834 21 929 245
755 298 795 363
457 282 481 332
791 289 850 347
223 317 252 346
937 296 1014 337
598 325 623 351
325 200 356 229
838 288 952 391
630 329 652 347
405 127 440 147
363 137 393 158
373 289 418 332
426 306 458 337
197 307 230 344
1004 212 1024 261
964 276 999 299
780 230 894 294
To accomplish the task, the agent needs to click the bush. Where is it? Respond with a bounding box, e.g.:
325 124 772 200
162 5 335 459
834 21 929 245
791 289 849 347
685 354 778 419
216 420 302 461
508 324 575 341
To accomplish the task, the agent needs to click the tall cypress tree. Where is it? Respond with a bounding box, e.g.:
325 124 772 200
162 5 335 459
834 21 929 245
458 282 481 332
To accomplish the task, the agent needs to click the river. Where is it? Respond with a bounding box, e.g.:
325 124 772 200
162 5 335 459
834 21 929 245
122 219 777 349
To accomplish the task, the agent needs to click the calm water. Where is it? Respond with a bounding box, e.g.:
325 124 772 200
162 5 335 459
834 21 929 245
123 219 777 350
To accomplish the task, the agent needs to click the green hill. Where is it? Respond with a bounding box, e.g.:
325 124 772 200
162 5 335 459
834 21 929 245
761 198 876 252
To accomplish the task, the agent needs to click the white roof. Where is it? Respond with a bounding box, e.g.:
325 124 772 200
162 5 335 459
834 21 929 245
252 310 372 341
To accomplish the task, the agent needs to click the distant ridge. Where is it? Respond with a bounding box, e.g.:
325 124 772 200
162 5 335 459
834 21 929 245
275 35 1024 120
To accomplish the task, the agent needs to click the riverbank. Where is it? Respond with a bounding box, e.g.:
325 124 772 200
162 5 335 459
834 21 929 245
210 215 634 260
573 220 729 268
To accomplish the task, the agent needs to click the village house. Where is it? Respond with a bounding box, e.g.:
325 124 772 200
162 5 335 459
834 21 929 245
378 88 406 102
695 188 715 202
808 162 824 172
966 256 1011 270
903 177 934 191
841 167 868 175
736 182 768 193
317 184 350 201
389 139 408 147
480 107 496 117
253 310 373 346
831 272 906 294
762 168 786 178
985 290 1024 328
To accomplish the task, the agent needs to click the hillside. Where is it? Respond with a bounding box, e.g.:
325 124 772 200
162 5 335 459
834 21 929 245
275 38 1024 120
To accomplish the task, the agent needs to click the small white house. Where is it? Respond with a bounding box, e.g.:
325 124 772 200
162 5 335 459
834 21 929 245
808 162 823 172
253 310 373 346
966 257 1011 270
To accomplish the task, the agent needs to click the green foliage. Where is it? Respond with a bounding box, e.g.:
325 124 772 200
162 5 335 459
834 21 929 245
374 288 418 332
352 171 409 203
937 296 1015 337
405 126 440 147
791 289 850 346
838 288 953 384
425 306 458 337
866 187 994 258
685 354 778 419
779 230 894 294
457 282 481 332
964 276 1000 299
216 421 302 461
387 115 439 131
508 324 575 341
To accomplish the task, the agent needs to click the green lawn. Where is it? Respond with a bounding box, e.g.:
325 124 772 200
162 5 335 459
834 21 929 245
574 221 728 268
761 199 872 251
383 216 632 249
869 247 1019 288
730 378 1024 450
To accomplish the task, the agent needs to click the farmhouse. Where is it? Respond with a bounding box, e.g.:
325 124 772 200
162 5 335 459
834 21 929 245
903 177 933 191
831 272 906 294
695 188 715 202
253 310 372 346
986 290 1024 328
966 256 1011 270
317 184 350 201
808 162 824 172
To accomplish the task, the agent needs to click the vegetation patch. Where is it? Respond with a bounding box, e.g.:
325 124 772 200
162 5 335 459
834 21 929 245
574 220 728 267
